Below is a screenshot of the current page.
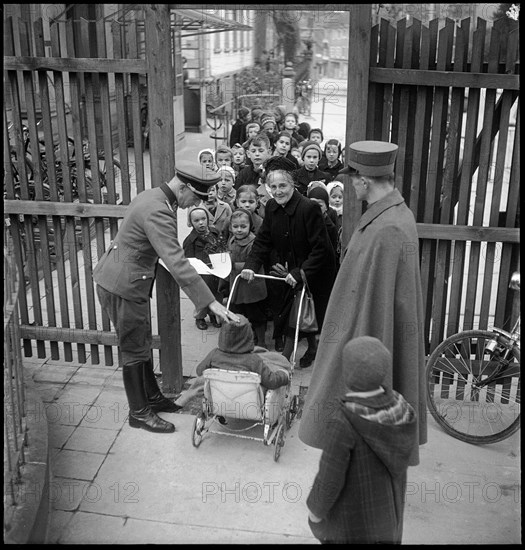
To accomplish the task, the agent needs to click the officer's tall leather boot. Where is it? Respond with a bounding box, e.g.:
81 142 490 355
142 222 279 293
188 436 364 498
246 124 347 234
143 360 182 413
122 363 175 433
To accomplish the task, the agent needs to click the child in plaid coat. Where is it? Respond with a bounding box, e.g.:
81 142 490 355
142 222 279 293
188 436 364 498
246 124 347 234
307 336 417 544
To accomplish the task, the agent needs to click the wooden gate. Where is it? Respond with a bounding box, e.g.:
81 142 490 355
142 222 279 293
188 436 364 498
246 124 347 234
346 10 520 355
3 5 185 391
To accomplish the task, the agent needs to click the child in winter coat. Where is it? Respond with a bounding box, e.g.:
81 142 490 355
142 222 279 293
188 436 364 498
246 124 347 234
172 314 291 411
307 336 417 544
183 206 228 330
204 184 232 241
318 139 345 181
235 184 264 234
216 166 237 208
231 143 247 176
227 208 269 348
294 142 331 196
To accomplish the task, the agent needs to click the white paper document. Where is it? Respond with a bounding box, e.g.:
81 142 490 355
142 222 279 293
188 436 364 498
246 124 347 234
160 252 232 279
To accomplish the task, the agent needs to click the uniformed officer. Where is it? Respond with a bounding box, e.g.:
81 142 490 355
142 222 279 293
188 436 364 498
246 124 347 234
93 161 240 434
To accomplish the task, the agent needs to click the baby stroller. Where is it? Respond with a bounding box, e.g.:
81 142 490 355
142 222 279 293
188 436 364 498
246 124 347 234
191 274 303 461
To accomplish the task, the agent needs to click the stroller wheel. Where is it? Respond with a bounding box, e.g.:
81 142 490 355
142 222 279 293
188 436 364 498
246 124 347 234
286 395 300 429
192 413 206 448
273 424 285 462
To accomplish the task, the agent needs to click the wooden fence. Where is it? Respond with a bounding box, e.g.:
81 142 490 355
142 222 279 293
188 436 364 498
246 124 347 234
3 10 520 378
365 16 520 354
3 6 185 391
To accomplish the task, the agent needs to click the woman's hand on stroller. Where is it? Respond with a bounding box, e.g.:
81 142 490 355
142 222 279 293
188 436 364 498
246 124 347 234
240 268 255 282
208 300 240 324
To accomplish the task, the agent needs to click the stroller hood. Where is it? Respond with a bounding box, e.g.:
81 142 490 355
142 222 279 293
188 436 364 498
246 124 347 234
218 314 254 354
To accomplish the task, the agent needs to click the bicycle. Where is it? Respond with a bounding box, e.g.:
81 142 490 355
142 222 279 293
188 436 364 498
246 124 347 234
426 271 520 444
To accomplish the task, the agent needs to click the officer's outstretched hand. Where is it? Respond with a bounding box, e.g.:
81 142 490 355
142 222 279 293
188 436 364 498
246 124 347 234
208 300 240 324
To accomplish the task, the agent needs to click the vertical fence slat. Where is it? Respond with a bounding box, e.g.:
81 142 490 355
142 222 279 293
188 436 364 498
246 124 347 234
433 19 468 342
111 20 131 205
50 18 76 362
380 21 395 140
128 19 146 196
366 23 380 139
463 19 501 333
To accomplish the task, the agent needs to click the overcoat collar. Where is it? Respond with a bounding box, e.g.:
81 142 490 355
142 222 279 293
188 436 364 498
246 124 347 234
356 188 405 232
160 182 178 208
266 189 301 216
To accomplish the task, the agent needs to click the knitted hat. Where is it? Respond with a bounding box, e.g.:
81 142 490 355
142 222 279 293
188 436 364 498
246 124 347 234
301 141 323 160
326 180 344 196
260 113 276 128
216 165 236 180
307 185 329 209
197 148 215 162
187 205 211 227
308 128 324 141
343 336 392 392
218 314 254 354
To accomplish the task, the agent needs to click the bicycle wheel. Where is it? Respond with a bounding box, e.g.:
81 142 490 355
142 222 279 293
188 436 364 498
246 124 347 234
426 329 520 444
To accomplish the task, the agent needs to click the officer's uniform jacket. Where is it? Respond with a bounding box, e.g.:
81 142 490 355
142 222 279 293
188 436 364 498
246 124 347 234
93 183 215 310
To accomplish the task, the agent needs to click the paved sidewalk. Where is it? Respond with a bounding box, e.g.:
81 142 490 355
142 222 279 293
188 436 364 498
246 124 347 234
21 128 521 544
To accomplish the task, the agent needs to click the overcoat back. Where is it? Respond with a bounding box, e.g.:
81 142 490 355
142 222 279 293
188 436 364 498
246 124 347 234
299 189 427 465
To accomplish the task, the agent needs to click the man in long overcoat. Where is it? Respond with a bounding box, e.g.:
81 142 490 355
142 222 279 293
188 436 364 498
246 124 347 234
299 141 427 466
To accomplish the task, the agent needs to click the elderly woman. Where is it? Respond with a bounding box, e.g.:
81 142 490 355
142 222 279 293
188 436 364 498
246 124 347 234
240 157 337 368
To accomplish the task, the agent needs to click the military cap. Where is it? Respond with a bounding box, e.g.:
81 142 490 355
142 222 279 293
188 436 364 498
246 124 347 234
175 161 221 197
340 140 398 177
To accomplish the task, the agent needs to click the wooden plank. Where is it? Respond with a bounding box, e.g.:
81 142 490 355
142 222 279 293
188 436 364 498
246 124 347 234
66 18 99 364
369 67 519 90
432 19 469 349
112 20 131 205
342 5 371 246
366 22 379 139
18 325 161 348
3 56 147 73
128 19 146 195
416 224 519 242
95 8 119 240
480 20 518 330
80 18 112 366
390 17 406 146
464 19 501 334
145 4 181 392
3 200 127 218
380 20 395 141
408 23 430 220
50 19 75 362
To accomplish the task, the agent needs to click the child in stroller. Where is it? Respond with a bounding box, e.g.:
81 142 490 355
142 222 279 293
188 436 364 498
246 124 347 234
174 314 290 409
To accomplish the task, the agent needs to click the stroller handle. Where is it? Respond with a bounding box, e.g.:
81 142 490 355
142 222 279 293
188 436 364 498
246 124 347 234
226 273 306 366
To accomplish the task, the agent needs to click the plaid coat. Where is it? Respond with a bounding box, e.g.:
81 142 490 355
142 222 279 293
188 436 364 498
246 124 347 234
306 394 417 544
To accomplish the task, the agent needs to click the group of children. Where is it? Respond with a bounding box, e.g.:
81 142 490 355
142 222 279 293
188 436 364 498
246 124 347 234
185 110 346 346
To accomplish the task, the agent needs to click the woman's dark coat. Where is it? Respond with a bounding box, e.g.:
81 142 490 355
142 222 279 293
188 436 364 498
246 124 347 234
243 190 337 334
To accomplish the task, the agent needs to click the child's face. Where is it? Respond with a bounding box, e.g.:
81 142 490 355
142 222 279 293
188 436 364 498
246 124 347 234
199 153 214 170
310 197 327 215
248 142 270 168
329 187 344 209
205 185 218 205
218 173 234 194
236 191 257 213
232 148 246 165
216 152 232 167
247 125 261 139
303 149 320 171
263 121 276 133
230 213 251 240
190 210 209 234
284 115 296 130
309 132 323 144
274 135 291 156
325 145 339 163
